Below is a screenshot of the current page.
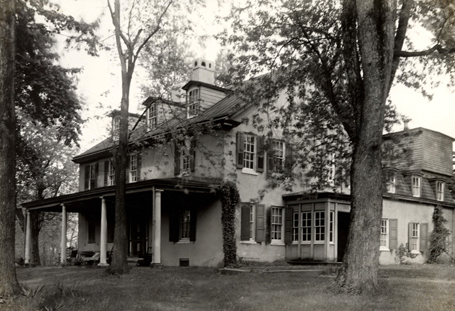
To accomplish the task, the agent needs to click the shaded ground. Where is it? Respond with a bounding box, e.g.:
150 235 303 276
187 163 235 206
3 264 455 311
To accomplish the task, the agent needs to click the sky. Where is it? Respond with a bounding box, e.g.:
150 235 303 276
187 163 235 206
55 0 455 152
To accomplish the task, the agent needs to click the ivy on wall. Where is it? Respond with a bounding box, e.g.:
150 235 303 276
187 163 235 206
427 205 451 263
217 181 240 267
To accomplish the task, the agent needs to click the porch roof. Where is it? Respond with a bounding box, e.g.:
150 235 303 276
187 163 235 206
22 178 220 212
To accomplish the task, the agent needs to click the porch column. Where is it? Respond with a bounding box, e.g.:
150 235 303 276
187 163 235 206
24 210 31 265
60 204 67 265
152 188 163 266
98 196 109 266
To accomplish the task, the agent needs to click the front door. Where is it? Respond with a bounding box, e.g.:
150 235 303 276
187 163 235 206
129 217 147 257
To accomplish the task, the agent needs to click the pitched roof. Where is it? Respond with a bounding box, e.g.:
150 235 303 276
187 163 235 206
73 94 245 163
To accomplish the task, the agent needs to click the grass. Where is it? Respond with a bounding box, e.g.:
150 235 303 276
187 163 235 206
2 264 455 311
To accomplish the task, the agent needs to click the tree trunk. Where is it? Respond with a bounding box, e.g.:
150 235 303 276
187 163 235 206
334 0 396 293
0 0 21 296
30 211 41 265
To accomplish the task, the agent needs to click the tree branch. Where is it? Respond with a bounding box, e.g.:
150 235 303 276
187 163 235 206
394 44 455 57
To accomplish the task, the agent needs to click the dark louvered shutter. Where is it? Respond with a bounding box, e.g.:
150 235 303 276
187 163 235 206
408 223 412 251
389 219 398 249
137 153 142 181
169 210 179 243
420 223 428 253
236 132 244 169
190 141 196 172
104 160 109 186
284 207 293 244
256 204 265 242
94 163 99 188
256 136 265 173
174 143 181 175
265 207 271 244
284 143 293 173
189 209 197 242
84 165 90 190
240 203 250 241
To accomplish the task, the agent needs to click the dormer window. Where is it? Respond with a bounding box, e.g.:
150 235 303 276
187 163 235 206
386 173 396 194
412 176 421 197
147 103 157 130
436 181 444 201
187 89 200 118
113 116 120 142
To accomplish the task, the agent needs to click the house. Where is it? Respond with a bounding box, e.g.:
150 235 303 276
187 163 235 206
22 59 455 266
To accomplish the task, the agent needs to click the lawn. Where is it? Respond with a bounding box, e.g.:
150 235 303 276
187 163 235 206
3 264 455 311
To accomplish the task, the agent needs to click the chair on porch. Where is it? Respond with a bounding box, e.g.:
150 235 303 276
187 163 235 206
82 252 100 266
136 247 152 266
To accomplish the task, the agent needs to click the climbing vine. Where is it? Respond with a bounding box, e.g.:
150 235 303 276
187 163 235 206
217 181 240 267
427 205 451 263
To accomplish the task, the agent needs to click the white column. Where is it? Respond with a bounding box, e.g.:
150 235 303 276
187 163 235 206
153 188 163 265
60 204 67 265
99 197 109 266
24 210 31 265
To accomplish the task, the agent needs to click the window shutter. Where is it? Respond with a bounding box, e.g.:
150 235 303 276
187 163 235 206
256 204 265 242
104 160 109 186
137 153 142 181
189 209 197 242
126 155 130 183
408 222 412 251
284 207 293 244
94 162 99 188
267 141 275 175
420 223 428 253
190 141 196 172
236 132 244 169
265 207 271 244
84 165 90 190
389 219 398 249
174 143 181 175
240 203 250 241
256 136 265 173
284 143 293 173
169 210 179 243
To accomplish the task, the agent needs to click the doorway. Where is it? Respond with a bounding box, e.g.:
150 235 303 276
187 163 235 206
337 212 350 262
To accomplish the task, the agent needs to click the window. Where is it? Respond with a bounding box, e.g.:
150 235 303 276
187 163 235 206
301 212 312 242
436 181 444 201
386 174 396 193
314 211 325 242
179 209 191 241
271 207 284 242
147 103 157 130
412 176 421 197
129 154 138 182
380 219 389 250
243 134 255 169
240 203 265 242
409 222 419 252
272 140 285 169
329 211 334 243
169 209 197 243
84 163 98 190
292 212 299 242
327 153 336 185
187 89 200 117
113 116 120 142
174 140 196 175
236 132 265 173
104 160 115 186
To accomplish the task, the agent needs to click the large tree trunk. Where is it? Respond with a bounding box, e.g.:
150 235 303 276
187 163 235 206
335 0 396 293
30 211 42 265
0 0 20 296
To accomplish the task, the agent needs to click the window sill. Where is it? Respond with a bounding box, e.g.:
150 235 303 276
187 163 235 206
271 241 285 246
292 241 311 245
410 250 420 255
241 168 258 176
379 247 390 252
177 239 191 244
240 240 257 245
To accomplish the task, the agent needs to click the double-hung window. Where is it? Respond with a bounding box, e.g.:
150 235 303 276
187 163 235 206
272 140 285 170
147 103 157 130
243 134 256 169
409 222 419 253
292 212 300 242
386 174 396 194
169 209 197 243
240 203 265 243
84 163 98 190
179 209 191 242
412 176 421 197
436 181 444 201
113 116 120 142
236 132 265 173
104 160 115 186
314 211 325 242
129 154 139 182
271 207 284 243
187 89 199 118
301 211 312 242
380 219 389 250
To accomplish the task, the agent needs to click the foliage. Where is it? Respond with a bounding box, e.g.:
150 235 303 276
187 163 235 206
427 205 451 263
217 181 240 267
